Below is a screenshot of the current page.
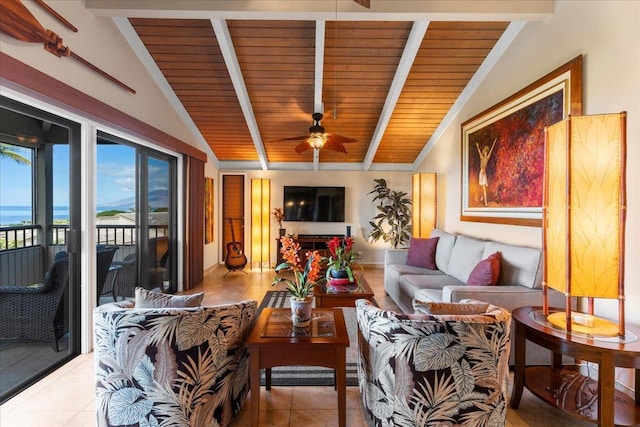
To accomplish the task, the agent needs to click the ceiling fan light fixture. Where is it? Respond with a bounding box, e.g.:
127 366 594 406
307 132 328 149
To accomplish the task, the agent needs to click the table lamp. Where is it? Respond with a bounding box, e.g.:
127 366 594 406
412 173 437 238
543 112 627 337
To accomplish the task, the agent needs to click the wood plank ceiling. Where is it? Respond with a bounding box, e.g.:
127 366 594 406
128 18 509 170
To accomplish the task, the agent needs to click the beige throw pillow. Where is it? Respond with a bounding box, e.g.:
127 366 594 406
135 287 204 308
412 299 490 315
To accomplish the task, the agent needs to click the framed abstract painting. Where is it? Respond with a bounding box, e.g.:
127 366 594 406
460 56 583 226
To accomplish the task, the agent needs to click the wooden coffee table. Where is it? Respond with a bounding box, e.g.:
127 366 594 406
246 308 350 427
314 274 376 308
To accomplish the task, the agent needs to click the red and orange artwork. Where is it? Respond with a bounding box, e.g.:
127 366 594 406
467 90 563 209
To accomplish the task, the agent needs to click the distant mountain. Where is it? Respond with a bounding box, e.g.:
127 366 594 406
98 189 169 212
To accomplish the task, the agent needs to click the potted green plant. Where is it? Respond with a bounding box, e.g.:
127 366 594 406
368 178 412 249
272 236 325 326
324 237 362 280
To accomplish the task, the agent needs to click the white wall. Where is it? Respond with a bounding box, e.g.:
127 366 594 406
417 0 640 392
0 0 198 149
217 170 412 268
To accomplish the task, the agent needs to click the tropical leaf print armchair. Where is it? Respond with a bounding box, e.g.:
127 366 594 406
355 299 511 427
94 299 257 427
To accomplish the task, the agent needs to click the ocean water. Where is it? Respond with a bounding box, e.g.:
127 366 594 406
0 205 69 226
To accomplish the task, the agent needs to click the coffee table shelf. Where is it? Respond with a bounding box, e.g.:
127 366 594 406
314 275 375 308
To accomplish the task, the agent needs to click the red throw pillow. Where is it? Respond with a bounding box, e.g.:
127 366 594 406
406 237 439 270
467 251 501 286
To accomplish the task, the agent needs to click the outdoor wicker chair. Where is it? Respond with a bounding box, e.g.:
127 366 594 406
96 247 118 305
108 253 137 298
109 237 169 299
0 258 69 351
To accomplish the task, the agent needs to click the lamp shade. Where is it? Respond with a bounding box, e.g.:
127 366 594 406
412 173 437 238
543 113 626 335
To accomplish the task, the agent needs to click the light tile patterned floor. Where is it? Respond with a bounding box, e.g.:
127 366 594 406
1 266 593 426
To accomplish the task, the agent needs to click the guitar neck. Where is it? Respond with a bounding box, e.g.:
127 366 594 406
228 218 239 242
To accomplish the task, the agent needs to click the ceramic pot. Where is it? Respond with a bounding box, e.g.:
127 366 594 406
328 268 350 279
290 296 313 327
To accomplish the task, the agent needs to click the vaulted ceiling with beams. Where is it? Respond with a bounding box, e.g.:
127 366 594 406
87 0 553 171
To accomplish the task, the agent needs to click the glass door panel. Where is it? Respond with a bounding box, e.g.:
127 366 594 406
97 132 176 298
96 139 137 303
145 155 173 292
0 97 79 403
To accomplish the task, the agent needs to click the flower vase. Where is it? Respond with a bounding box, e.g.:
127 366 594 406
279 228 286 237
290 296 313 327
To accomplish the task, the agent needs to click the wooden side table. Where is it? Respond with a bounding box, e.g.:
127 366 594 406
246 308 350 427
510 306 640 426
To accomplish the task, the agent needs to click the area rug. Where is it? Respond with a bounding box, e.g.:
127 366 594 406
257 290 359 387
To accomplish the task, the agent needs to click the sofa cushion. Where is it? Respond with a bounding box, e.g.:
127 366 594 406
447 235 487 283
399 273 463 294
467 251 501 286
430 229 456 273
412 299 490 315
135 287 204 308
406 237 439 269
387 263 444 277
412 287 444 303
483 242 542 289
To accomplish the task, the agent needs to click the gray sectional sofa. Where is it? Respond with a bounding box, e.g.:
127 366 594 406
384 228 567 365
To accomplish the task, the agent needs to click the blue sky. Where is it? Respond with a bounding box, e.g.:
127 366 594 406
0 144 138 207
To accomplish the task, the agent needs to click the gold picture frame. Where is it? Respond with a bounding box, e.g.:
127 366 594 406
460 56 583 227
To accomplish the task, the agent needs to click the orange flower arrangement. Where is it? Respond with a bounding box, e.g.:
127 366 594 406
272 236 325 299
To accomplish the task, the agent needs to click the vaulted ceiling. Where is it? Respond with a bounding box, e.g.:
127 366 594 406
88 0 553 171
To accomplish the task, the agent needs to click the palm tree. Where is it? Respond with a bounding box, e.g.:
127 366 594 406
0 143 31 165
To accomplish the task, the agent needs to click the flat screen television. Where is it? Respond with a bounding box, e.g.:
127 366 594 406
283 186 345 222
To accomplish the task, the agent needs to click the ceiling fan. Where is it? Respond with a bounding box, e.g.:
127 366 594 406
275 112 357 154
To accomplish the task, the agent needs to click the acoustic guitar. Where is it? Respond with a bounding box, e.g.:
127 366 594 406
225 218 247 271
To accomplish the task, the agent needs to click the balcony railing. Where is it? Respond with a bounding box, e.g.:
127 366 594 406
51 224 140 247
0 225 41 250
0 224 169 286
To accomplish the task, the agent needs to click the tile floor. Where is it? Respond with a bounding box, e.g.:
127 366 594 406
0 266 593 426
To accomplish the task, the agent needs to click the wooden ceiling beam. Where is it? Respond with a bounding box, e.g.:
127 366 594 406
313 20 325 171
362 20 429 171
210 18 268 170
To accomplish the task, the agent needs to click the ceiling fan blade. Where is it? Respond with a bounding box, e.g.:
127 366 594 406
281 135 309 141
353 0 370 8
327 134 358 144
269 135 308 143
295 141 313 153
323 139 348 153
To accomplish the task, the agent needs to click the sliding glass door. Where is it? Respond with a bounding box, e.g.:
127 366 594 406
0 96 80 403
96 132 177 302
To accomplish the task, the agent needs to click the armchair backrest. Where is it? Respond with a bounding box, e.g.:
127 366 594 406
355 299 511 426
47 257 70 296
94 299 257 427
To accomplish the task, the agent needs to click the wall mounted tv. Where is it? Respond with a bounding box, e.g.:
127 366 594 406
283 186 345 222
